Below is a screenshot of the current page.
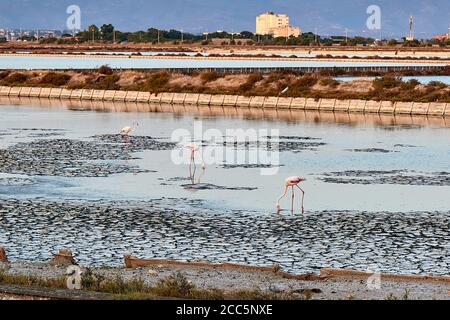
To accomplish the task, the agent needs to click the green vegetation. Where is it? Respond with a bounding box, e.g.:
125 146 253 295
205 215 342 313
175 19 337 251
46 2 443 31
0 268 310 300
30 23 443 47
0 268 66 288
385 289 411 300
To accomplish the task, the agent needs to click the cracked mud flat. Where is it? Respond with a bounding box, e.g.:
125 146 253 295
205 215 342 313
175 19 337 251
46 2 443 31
346 148 395 153
221 164 283 169
0 199 448 276
7 128 67 139
0 177 35 186
319 170 450 186
220 136 326 153
0 134 176 177
181 183 257 191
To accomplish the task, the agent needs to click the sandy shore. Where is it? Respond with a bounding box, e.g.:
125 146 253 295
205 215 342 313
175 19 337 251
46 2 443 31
0 260 448 300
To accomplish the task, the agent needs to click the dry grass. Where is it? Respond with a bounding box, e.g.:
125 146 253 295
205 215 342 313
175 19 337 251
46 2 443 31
0 268 310 300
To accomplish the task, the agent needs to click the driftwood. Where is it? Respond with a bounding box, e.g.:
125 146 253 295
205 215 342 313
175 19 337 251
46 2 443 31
49 248 77 266
0 246 8 263
123 255 324 281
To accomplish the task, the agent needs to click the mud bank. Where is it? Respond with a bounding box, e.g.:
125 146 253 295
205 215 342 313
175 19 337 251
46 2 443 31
0 198 448 275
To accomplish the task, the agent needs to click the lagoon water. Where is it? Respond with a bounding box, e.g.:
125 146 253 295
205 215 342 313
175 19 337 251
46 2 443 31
0 101 449 213
53 51 450 59
336 75 450 85
0 55 447 70
0 100 449 273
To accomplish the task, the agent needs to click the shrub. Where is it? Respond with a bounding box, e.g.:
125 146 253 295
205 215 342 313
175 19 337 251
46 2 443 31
373 76 402 90
0 70 11 80
100 275 147 295
319 78 340 88
40 72 71 86
200 71 222 83
239 72 263 93
265 71 290 83
247 72 264 84
81 268 105 291
154 272 195 298
3 72 29 85
295 76 318 88
142 71 171 92
400 79 420 91
96 74 120 90
98 65 114 75
427 81 447 89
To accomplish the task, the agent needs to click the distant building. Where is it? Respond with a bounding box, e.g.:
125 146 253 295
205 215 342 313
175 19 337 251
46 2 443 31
256 12 301 38
433 34 450 42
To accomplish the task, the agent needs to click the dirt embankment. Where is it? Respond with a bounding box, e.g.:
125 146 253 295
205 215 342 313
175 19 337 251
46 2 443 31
1 41 449 56
1 68 450 103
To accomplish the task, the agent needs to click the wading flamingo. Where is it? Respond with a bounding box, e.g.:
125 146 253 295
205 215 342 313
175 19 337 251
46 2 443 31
185 143 206 184
120 121 139 136
276 176 306 215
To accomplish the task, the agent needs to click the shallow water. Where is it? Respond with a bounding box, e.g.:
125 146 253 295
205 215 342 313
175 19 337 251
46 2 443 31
0 55 446 70
0 102 449 213
336 75 450 84
0 101 449 274
57 51 450 59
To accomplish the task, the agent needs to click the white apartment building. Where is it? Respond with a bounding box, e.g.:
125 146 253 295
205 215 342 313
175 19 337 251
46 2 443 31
256 12 301 38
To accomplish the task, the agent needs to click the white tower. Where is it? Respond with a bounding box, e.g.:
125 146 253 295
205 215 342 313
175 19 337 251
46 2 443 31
406 16 414 41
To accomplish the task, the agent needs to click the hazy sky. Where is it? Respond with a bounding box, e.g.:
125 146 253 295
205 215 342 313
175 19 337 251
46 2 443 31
0 0 449 38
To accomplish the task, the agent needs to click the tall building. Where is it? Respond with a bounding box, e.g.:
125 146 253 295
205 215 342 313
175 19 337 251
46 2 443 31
256 12 301 38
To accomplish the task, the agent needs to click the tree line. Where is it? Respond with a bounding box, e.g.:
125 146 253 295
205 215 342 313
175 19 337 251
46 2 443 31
30 24 450 47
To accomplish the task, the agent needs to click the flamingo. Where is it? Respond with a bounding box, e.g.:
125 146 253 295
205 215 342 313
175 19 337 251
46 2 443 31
276 176 306 215
185 143 206 184
120 121 139 136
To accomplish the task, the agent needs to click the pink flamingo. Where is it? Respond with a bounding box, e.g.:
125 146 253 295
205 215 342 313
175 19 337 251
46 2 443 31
120 121 139 144
120 121 139 136
185 143 206 184
276 176 306 215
